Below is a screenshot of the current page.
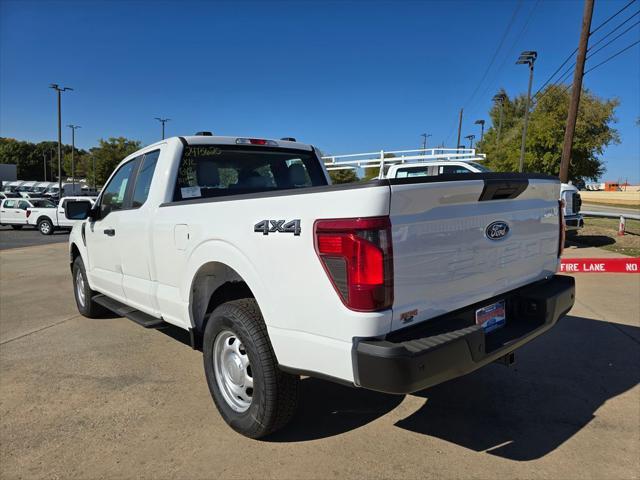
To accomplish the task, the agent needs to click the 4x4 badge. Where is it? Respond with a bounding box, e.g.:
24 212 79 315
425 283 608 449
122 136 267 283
254 219 301 236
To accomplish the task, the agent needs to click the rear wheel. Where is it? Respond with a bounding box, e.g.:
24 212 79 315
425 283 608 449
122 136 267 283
38 218 54 235
72 256 107 318
203 299 299 438
10 225 23 230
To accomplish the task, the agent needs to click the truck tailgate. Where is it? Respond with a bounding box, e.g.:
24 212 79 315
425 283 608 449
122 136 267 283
389 174 560 332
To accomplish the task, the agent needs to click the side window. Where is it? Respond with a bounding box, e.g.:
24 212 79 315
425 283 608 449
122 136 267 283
440 165 472 175
60 199 67 209
395 166 431 178
4 200 15 208
100 160 138 218
132 150 160 208
18 201 30 210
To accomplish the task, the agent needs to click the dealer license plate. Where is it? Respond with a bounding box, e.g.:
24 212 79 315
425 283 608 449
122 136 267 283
476 300 506 333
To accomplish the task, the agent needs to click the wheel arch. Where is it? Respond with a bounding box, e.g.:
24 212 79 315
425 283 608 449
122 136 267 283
189 261 259 336
36 215 53 226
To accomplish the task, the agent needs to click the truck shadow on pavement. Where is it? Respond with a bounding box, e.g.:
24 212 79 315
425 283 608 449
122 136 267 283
269 315 639 460
395 315 640 461
566 234 615 248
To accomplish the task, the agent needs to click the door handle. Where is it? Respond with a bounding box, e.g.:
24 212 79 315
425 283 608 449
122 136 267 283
103 228 116 237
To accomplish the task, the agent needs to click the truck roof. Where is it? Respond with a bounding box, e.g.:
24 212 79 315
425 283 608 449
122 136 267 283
150 135 313 152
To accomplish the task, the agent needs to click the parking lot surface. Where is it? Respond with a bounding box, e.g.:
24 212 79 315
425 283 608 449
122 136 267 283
0 225 68 250
1 243 638 479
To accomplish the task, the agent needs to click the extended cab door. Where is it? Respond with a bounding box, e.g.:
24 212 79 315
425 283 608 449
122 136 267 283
117 149 161 314
85 159 139 301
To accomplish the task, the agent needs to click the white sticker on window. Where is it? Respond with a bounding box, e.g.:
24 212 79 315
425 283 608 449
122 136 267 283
117 178 129 202
181 186 201 198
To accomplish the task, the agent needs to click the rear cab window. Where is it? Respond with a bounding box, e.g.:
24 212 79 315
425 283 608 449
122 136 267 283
172 145 327 202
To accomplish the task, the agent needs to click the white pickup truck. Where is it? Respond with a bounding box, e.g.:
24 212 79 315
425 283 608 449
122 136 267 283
65 135 575 438
25 196 95 235
0 198 57 230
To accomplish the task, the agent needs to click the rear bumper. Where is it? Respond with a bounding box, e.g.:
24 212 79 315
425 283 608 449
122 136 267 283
354 275 575 394
565 214 584 231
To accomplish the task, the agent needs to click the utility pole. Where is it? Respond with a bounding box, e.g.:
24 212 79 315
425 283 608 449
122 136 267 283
155 117 170 140
43 152 47 181
492 93 507 144
456 108 464 150
93 156 97 190
420 133 432 153
49 84 72 199
560 0 594 183
516 51 537 172
465 134 476 149
68 125 81 192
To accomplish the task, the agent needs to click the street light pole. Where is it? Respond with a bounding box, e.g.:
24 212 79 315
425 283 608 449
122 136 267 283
43 152 47 181
465 134 476 149
474 119 485 144
67 125 81 192
492 93 507 144
420 133 432 153
50 84 72 199
516 51 537 172
155 117 170 140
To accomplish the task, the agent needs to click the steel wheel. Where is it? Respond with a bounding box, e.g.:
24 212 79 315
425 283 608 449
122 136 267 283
213 330 253 412
75 268 86 308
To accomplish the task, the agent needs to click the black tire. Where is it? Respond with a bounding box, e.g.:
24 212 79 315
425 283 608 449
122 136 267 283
72 256 107 318
203 299 299 438
11 225 23 230
37 218 54 235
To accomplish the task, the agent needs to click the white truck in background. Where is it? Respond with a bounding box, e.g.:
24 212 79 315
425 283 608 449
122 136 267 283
65 135 575 438
26 196 95 234
323 148 584 235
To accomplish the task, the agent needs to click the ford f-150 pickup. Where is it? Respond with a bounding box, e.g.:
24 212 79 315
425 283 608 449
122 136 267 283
66 134 575 438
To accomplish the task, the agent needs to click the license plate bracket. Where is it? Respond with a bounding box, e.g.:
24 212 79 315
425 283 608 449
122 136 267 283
476 300 506 333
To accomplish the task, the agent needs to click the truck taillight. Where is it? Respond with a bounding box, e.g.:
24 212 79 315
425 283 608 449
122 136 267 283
558 199 566 258
314 216 393 312
26 209 32 218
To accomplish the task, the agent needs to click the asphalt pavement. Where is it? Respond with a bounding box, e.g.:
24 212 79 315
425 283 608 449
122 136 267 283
0 225 69 250
0 243 638 479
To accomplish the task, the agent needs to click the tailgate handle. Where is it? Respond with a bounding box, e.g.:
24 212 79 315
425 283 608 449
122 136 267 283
479 179 528 201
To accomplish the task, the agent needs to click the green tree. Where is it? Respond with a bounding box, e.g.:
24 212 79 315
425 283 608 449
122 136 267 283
329 168 358 184
477 85 619 181
86 137 142 186
0 138 75 180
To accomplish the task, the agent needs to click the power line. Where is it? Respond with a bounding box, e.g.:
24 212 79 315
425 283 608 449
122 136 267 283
584 38 640 74
588 8 640 51
532 48 576 99
461 0 523 110
533 38 639 107
533 2 639 99
587 19 640 59
590 0 637 35
467 0 541 118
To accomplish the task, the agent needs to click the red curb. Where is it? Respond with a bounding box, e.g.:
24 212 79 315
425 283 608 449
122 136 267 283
559 258 640 273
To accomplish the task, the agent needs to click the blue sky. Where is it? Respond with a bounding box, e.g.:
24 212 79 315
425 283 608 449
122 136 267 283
1 0 638 182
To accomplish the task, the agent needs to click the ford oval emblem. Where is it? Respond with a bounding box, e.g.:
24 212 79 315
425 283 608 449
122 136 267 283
486 221 510 240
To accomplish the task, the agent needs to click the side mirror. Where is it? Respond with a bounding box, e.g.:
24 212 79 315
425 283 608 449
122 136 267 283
65 201 93 220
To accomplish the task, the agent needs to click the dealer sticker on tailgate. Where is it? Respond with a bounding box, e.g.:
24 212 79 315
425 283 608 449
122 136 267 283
476 300 506 333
